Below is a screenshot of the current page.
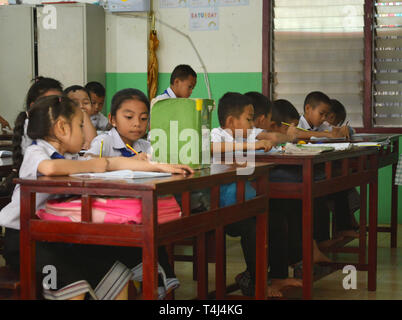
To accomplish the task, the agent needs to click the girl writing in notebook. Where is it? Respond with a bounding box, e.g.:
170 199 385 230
85 88 151 160
85 88 181 297
0 95 193 300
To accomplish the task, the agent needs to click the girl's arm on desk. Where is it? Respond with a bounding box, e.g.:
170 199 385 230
38 157 194 176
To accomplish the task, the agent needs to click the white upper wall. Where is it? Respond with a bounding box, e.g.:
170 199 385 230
105 0 262 74
106 12 149 73
17 0 263 75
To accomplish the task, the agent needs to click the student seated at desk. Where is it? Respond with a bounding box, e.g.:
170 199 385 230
155 64 197 100
153 64 208 213
297 91 350 139
327 99 356 137
211 92 302 297
85 88 184 296
63 85 98 150
248 97 332 278
19 77 63 154
1 77 86 197
0 95 193 300
327 99 360 238
266 99 359 271
85 88 151 159
85 81 111 131
244 92 296 144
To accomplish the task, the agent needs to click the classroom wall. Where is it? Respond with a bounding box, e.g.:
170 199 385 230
104 2 402 225
2 1 401 224
105 0 263 129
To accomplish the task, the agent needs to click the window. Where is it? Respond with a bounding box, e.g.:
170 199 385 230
372 1 402 128
263 0 402 132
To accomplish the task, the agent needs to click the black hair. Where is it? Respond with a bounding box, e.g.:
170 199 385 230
244 91 272 120
25 76 63 110
303 91 331 111
4 96 78 194
217 92 253 127
64 85 92 102
330 99 347 126
272 99 300 126
110 88 150 117
0 77 63 195
170 65 197 85
85 81 106 98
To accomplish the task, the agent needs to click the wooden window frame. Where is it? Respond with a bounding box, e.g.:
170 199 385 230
262 0 402 133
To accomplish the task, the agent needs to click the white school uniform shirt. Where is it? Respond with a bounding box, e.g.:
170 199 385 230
210 127 262 144
298 115 332 132
85 127 152 158
0 139 81 230
210 127 261 164
155 87 176 100
90 112 110 131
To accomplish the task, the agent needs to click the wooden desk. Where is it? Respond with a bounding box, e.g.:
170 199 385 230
17 163 273 300
352 134 399 248
253 148 379 300
308 134 400 248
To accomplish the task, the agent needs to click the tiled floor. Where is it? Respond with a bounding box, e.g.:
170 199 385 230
1 225 401 300
173 225 402 300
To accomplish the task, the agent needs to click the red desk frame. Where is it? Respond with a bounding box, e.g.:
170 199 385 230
17 163 273 300
254 148 379 299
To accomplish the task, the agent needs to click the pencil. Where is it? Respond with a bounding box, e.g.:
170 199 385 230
281 122 310 132
126 144 139 155
99 139 103 158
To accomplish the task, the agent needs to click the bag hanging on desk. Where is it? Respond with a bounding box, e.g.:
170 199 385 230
36 196 182 224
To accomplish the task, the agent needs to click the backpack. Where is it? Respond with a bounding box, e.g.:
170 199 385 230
36 195 182 224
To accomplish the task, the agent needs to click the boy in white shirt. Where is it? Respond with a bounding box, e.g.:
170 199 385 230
85 81 110 131
210 93 273 154
211 92 301 298
156 64 197 100
298 91 349 139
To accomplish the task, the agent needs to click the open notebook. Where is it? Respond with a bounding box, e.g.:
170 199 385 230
70 170 172 179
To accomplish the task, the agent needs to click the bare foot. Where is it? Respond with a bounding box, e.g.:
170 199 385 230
271 278 303 291
335 229 360 239
313 240 332 263
267 285 283 298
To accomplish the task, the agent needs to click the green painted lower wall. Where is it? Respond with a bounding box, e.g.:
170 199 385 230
106 72 262 128
105 72 402 225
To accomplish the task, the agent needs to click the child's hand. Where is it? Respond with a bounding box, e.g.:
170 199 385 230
135 152 150 161
286 124 298 141
81 104 95 116
331 126 350 139
155 163 194 175
256 140 274 152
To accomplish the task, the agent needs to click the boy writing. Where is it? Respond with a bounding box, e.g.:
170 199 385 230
211 92 274 154
211 92 302 297
297 91 350 139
